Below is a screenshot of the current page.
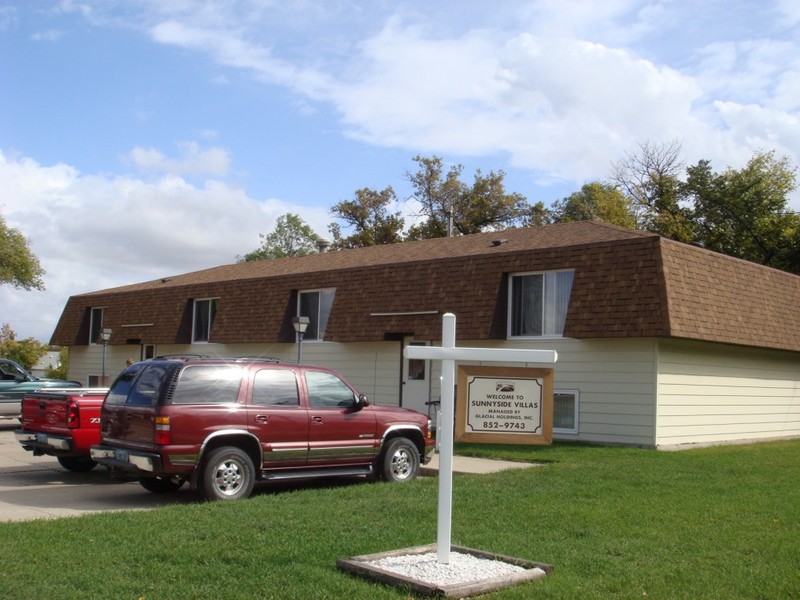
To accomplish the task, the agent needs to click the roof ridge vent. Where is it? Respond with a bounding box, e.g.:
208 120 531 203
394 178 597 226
316 238 331 253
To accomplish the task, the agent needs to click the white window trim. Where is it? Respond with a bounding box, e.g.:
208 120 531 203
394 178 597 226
553 389 579 435
507 269 574 339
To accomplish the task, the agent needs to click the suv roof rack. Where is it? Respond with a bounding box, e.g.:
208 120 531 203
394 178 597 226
233 357 281 363
153 354 211 361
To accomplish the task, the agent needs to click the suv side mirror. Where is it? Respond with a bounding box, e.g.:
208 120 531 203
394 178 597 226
355 393 370 409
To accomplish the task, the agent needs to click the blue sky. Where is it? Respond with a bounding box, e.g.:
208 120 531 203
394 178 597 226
1 0 799 342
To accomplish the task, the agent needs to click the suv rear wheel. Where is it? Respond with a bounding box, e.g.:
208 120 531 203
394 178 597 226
199 446 256 501
380 437 420 482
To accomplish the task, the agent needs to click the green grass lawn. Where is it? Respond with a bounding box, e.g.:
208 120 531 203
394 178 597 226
1 440 798 599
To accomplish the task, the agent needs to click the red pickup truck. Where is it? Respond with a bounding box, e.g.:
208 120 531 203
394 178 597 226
15 388 108 472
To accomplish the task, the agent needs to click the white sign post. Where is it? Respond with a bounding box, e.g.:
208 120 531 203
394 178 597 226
404 313 558 564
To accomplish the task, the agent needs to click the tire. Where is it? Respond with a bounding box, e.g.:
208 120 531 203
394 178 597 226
198 446 256 501
57 456 98 473
139 476 185 494
380 437 420 483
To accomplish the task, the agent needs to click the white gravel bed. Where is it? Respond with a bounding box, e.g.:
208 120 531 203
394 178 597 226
366 550 541 587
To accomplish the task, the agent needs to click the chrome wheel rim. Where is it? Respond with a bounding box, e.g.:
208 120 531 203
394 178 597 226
213 458 245 496
390 447 413 480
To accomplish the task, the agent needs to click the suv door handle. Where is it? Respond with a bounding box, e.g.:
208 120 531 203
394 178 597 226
255 415 269 424
311 416 323 424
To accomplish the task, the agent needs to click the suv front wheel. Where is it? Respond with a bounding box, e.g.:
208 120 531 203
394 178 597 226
199 446 256 501
379 437 420 482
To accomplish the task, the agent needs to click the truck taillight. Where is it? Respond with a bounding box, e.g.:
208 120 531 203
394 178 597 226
67 401 80 429
154 415 171 445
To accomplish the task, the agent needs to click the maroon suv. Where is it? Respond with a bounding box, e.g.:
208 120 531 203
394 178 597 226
91 357 434 500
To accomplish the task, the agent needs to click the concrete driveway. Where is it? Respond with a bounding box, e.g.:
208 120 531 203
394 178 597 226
0 422 195 522
0 421 532 523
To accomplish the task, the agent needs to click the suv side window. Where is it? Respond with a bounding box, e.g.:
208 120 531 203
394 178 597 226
252 369 299 406
171 365 243 405
305 370 356 408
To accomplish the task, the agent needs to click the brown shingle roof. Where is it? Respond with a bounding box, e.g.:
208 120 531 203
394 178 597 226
50 221 800 354
660 238 800 351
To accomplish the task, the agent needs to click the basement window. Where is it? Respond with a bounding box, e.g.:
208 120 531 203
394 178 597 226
553 390 579 434
508 270 574 338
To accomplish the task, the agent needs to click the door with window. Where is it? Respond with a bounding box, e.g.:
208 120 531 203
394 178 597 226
246 368 309 468
304 369 376 466
402 339 430 415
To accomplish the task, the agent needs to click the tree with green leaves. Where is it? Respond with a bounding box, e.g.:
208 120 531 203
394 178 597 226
551 182 637 228
0 213 45 290
0 323 47 370
612 141 799 274
45 347 70 380
685 151 799 273
329 187 405 249
237 213 320 262
405 155 529 239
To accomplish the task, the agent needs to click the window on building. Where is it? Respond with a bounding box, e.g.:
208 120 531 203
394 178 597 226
297 288 335 341
553 390 579 434
89 307 104 345
508 270 574 338
192 298 218 343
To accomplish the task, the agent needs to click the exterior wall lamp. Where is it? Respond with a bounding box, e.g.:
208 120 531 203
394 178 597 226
291 316 310 364
100 328 112 385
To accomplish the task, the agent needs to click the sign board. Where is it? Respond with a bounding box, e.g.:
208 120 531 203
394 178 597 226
456 365 553 445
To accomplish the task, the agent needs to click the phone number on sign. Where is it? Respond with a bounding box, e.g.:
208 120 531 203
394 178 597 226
481 421 528 430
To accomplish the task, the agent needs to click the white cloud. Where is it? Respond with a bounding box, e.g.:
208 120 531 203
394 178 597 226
0 5 17 31
30 28 63 42
126 142 232 177
57 1 797 193
0 150 330 341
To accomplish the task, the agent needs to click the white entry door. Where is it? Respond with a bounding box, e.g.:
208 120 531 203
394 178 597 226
402 339 430 415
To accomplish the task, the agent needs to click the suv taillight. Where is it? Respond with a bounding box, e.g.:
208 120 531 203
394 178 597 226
154 415 171 445
67 401 80 429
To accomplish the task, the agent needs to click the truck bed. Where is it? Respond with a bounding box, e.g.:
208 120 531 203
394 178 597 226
15 388 108 471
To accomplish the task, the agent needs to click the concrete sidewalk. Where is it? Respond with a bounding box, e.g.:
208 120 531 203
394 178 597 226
421 452 537 475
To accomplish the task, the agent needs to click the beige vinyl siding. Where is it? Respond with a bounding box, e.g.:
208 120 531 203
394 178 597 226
67 341 403 407
548 339 657 446
281 341 401 406
67 346 111 386
656 339 800 447
425 338 659 447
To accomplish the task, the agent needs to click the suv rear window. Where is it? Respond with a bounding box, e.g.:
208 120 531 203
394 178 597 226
105 362 174 407
170 365 243 405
